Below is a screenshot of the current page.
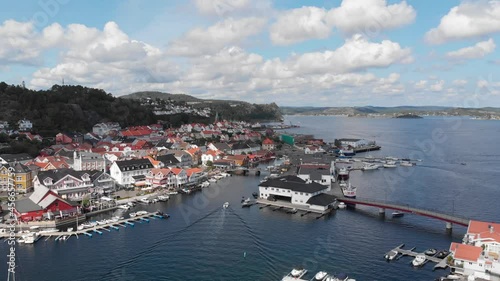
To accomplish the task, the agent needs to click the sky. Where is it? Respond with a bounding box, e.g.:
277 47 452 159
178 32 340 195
1 0 499 107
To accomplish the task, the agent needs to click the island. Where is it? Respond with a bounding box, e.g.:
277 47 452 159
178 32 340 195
394 114 423 119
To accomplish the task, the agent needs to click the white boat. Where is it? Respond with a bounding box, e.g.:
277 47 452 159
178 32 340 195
118 204 131 210
126 202 136 207
362 162 380 170
315 271 328 280
38 228 59 234
140 198 151 204
67 227 73 232
385 250 398 260
290 267 307 278
208 178 217 183
60 235 67 241
151 198 159 203
167 191 179 195
383 161 397 168
223 202 229 209
400 161 414 167
136 211 148 216
24 232 41 244
341 182 357 198
157 195 169 201
338 202 346 209
412 254 426 267
200 181 210 188
77 225 85 231
129 212 137 218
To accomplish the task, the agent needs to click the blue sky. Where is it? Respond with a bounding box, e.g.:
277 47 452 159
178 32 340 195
1 0 499 106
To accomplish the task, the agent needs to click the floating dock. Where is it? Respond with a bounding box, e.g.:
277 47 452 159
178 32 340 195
385 244 450 270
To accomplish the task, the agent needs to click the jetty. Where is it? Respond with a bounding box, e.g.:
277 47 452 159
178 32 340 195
385 244 450 270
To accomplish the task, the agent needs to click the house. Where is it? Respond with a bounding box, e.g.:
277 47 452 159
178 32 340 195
185 167 204 185
55 133 74 144
201 150 221 166
449 220 500 279
337 138 373 148
27 156 71 171
0 163 34 193
258 175 336 212
208 142 231 153
34 169 94 201
230 142 260 155
186 147 202 165
169 150 193 167
146 168 175 188
297 163 335 186
73 151 106 171
304 145 324 154
169 168 188 187
262 138 275 151
212 159 234 170
13 185 80 222
0 121 9 130
0 153 33 165
89 171 115 194
17 119 33 131
157 154 180 168
224 155 249 167
109 159 154 187
20 132 43 142
92 122 121 136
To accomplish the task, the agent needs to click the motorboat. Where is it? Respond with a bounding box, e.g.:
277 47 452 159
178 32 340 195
96 220 107 226
118 204 131 210
67 227 73 232
24 232 41 244
290 267 307 278
241 198 253 208
332 273 349 281
126 201 136 207
157 195 169 201
60 235 67 241
200 181 210 188
77 225 85 231
151 198 159 203
338 202 347 209
38 228 59 234
385 250 398 260
425 248 437 256
362 163 380 170
315 271 328 280
392 212 404 218
181 188 191 194
136 211 148 216
286 208 298 214
167 191 179 195
155 211 170 218
435 250 450 259
252 192 259 199
129 212 137 218
400 161 414 167
412 254 426 267
383 161 397 168
139 198 151 204
223 202 230 209
435 274 462 281
208 178 217 183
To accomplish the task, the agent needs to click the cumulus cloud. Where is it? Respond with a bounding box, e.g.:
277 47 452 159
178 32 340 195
425 1 500 44
414 80 427 89
430 80 445 92
452 79 468 86
269 0 416 45
168 17 266 56
446 38 496 59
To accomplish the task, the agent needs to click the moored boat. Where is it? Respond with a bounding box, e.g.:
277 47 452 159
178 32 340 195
412 254 426 267
385 250 398 260
392 211 404 218
157 195 169 202
424 248 437 256
383 161 397 168
24 232 41 244
241 198 253 207
129 212 137 218
118 204 131 210
315 271 328 280
252 192 259 199
400 161 414 167
290 267 307 278
435 250 450 259
362 162 380 170
136 210 148 216
338 202 346 209
38 228 59 234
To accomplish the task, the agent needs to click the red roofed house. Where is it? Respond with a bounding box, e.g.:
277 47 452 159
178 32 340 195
201 150 221 166
185 167 204 185
169 168 187 187
13 185 79 222
186 148 202 165
262 138 275 151
146 168 175 188
224 155 248 167
56 133 73 144
449 220 500 279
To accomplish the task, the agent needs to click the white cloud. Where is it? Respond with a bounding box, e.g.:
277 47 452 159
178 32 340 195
326 0 416 35
168 17 266 56
430 80 445 92
269 6 330 45
269 0 415 45
446 38 496 59
414 80 427 89
425 1 500 44
452 79 468 86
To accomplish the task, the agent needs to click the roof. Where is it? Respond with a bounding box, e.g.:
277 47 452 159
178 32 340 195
306 193 337 206
14 198 43 213
157 154 180 165
213 142 231 151
169 168 184 175
338 138 361 142
298 166 331 181
132 175 146 181
36 169 91 183
262 138 274 144
259 175 327 193
467 220 500 243
38 194 59 209
185 168 202 176
0 153 33 163
29 185 50 204
150 168 171 176
450 242 483 262
115 159 153 171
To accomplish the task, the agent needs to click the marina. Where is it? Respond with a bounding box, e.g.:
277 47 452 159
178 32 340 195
384 244 451 270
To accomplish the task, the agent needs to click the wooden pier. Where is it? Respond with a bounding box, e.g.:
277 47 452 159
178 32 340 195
385 244 450 270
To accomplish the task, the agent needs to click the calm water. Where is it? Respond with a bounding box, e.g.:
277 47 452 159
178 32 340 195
2 116 500 281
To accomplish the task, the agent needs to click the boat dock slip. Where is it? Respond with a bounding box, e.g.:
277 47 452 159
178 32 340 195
386 244 451 270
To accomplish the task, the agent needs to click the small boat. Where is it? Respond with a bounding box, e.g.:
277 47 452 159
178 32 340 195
412 254 426 267
435 250 450 259
126 201 136 207
252 192 259 199
67 227 73 232
118 204 131 210
392 211 404 218
155 211 170 218
208 178 217 183
136 211 148 216
181 187 191 194
24 232 41 244
241 198 253 207
362 163 380 170
200 181 210 188
167 191 179 195
424 248 437 256
315 271 328 280
38 228 59 234
338 202 346 209
139 198 151 204
286 208 298 214
77 225 85 231
435 274 462 281
400 161 414 167
157 195 169 202
290 267 307 278
223 202 229 209
333 273 349 281
383 161 397 168
129 212 137 218
385 250 398 260
60 235 67 241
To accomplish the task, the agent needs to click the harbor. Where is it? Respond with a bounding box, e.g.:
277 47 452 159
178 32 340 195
384 244 451 270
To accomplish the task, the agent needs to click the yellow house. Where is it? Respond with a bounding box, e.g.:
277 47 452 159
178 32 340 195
0 163 34 193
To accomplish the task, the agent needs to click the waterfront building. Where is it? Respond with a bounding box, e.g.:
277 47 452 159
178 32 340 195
201 150 222 166
185 167 204 185
337 138 374 148
109 159 154 187
297 163 335 186
0 163 34 193
157 154 181 168
258 175 336 212
146 168 176 188
13 185 79 222
89 171 116 194
33 169 94 201
304 145 324 154
262 138 275 151
224 155 249 167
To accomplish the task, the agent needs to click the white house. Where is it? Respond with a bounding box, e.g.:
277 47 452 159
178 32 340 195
17 119 33 131
109 159 154 187
297 163 334 187
92 122 121 136
201 150 221 166
337 138 373 148
258 175 336 212
73 151 106 171
304 145 324 154
33 169 93 201
169 168 188 187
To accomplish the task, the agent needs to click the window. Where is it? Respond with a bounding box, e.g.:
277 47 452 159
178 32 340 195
16 176 22 181
300 192 303 195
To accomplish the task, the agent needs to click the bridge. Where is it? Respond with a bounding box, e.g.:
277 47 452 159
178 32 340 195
337 197 470 229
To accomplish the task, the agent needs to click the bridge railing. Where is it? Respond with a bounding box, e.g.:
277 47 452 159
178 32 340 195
340 197 470 222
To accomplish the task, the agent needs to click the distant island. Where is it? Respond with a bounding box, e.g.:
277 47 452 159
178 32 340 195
394 114 423 119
